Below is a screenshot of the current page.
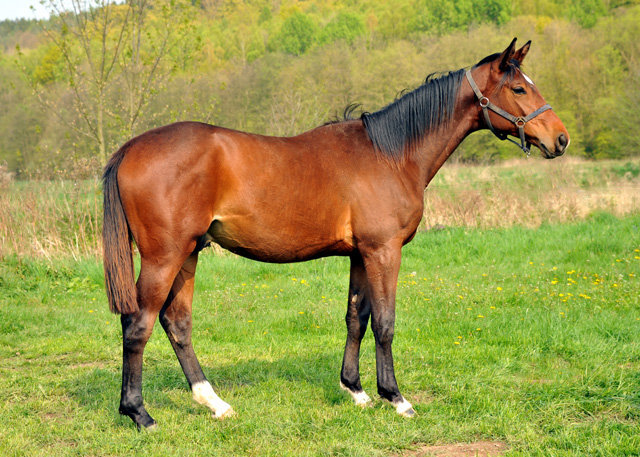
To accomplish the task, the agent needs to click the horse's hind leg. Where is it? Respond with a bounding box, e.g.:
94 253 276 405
340 253 373 407
159 253 234 419
119 258 183 429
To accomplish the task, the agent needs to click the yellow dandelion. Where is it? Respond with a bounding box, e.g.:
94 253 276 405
497 287 502 291
299 311 304 314
454 341 460 345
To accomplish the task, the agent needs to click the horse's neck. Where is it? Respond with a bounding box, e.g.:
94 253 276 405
413 90 480 188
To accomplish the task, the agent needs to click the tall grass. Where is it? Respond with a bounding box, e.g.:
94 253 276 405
424 157 640 229
0 178 102 260
1 157 639 259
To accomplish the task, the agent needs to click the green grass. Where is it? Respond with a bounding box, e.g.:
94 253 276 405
1 212 639 456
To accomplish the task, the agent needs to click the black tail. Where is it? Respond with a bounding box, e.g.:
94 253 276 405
102 142 138 314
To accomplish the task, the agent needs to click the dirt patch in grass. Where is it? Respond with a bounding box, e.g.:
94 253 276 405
398 441 509 457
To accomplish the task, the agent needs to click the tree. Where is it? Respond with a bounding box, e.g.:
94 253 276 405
276 12 317 55
319 12 366 45
28 0 197 165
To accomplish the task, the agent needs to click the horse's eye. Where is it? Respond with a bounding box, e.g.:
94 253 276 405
512 87 526 95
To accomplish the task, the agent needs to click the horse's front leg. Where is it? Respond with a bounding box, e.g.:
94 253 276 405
340 253 373 407
363 244 416 417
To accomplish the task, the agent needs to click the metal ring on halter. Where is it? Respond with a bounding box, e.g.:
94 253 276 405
479 97 490 108
515 118 526 128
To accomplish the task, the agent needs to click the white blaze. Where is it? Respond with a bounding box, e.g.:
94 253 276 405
523 73 535 86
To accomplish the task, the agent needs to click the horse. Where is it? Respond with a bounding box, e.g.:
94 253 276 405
103 38 569 429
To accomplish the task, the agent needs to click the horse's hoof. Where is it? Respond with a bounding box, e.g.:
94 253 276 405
214 407 236 419
143 422 159 431
399 407 416 418
393 398 416 417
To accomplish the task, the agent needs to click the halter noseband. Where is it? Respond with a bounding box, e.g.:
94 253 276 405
465 70 552 157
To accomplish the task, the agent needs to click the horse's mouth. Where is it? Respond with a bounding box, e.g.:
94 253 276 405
538 142 555 159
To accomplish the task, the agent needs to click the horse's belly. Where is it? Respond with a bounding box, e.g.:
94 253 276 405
206 214 353 263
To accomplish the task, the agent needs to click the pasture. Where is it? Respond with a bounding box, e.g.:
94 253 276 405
1 209 639 456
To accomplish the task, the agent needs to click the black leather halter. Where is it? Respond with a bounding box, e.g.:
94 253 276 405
465 70 552 156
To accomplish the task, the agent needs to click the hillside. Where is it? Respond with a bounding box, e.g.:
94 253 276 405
1 0 639 177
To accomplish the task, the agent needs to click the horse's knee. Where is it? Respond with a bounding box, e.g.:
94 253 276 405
159 311 192 348
121 313 155 350
372 314 395 345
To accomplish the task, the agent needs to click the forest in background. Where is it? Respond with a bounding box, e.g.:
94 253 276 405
1 0 639 179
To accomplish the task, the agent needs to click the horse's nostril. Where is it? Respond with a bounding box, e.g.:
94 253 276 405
557 133 568 150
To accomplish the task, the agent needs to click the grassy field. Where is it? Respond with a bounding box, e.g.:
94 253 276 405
1 211 639 456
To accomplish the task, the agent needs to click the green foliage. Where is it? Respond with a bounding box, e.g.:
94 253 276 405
319 12 366 45
275 12 317 55
1 0 640 176
413 0 511 34
32 45 63 84
568 0 607 28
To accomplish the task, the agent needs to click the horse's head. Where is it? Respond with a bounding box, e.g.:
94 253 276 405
469 38 569 158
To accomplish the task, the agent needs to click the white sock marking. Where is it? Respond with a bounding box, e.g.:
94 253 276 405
394 397 413 415
340 382 372 406
192 381 233 418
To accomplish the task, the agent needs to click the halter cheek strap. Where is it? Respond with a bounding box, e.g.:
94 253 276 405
465 70 552 156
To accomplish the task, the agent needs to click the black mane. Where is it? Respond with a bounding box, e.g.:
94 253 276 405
361 69 465 162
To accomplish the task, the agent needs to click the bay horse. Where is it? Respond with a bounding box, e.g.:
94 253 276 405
103 38 569 429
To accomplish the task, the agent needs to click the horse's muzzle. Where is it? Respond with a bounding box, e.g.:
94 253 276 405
541 133 569 159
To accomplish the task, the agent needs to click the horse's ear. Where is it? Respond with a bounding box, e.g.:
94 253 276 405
513 40 531 65
498 38 518 71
